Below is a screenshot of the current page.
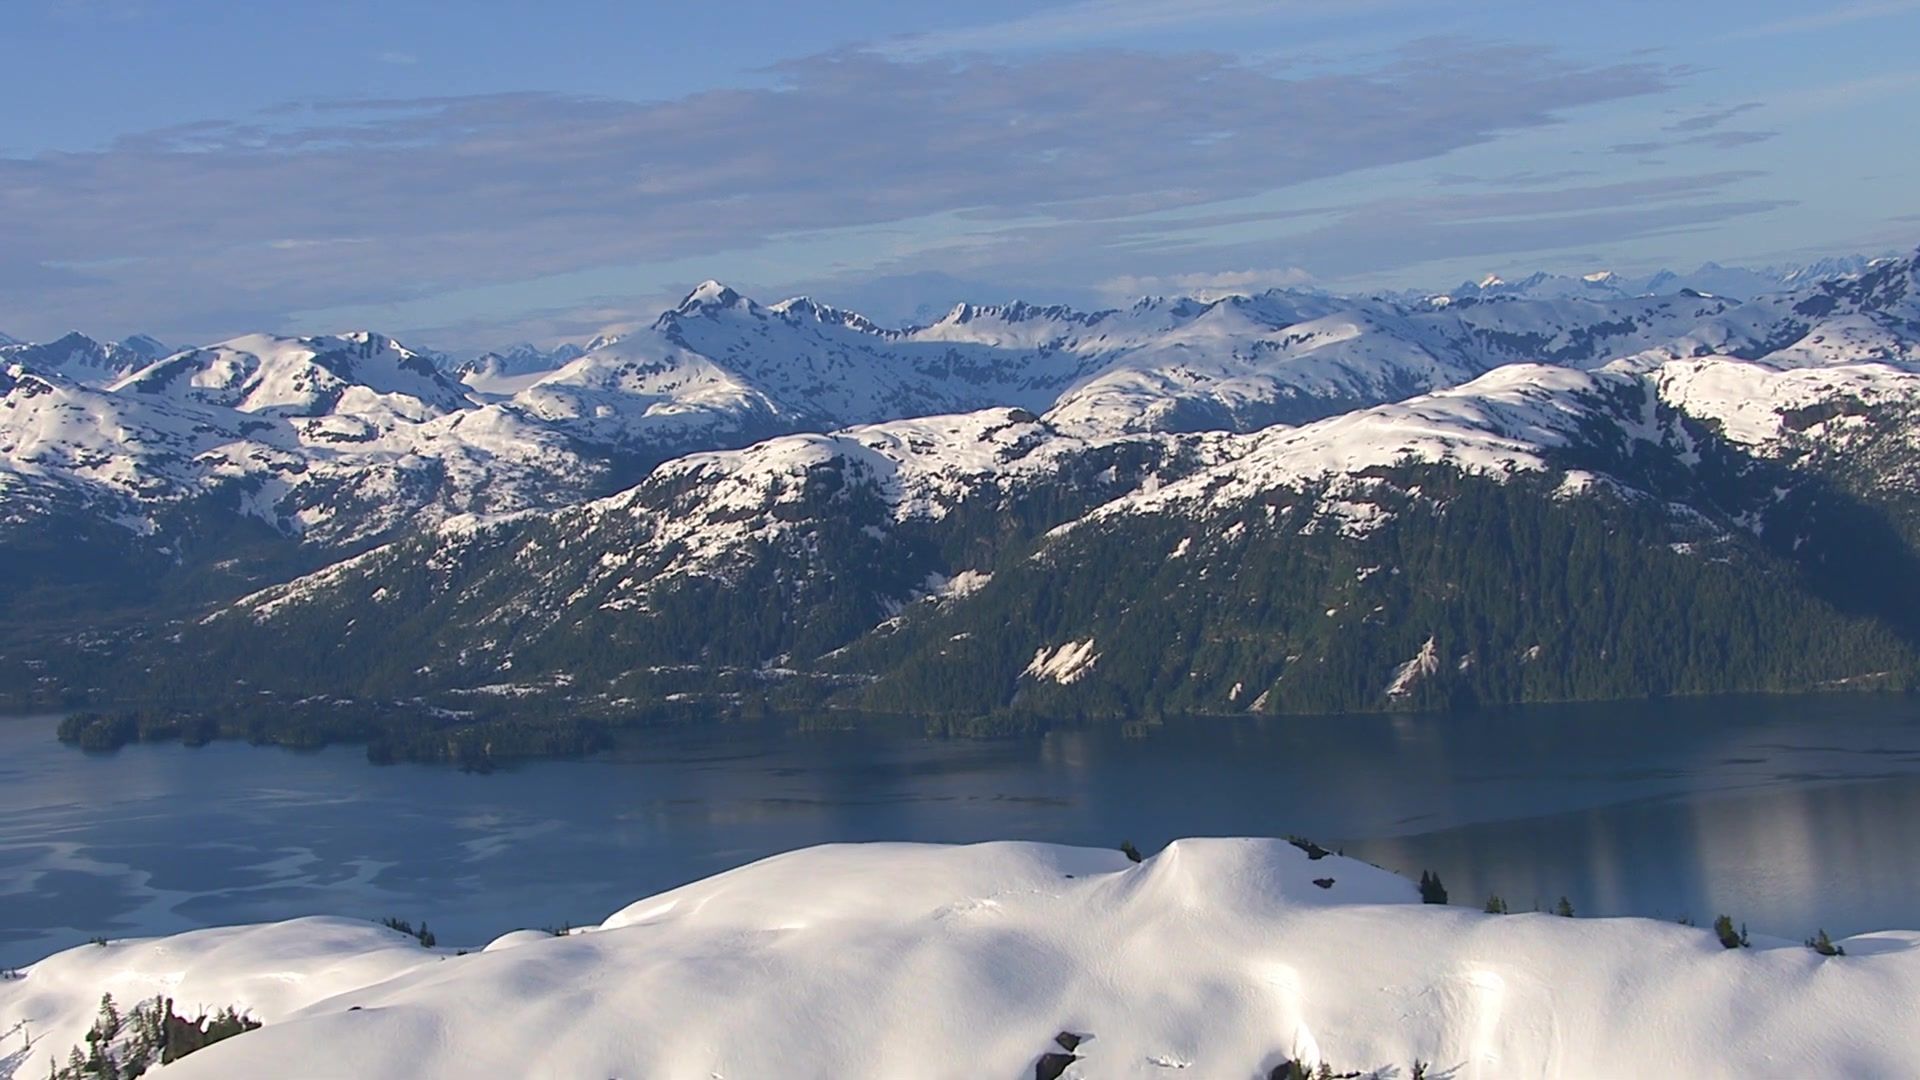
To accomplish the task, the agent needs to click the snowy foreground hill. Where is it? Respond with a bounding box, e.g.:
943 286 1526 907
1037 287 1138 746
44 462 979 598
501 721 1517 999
3 839 1913 1079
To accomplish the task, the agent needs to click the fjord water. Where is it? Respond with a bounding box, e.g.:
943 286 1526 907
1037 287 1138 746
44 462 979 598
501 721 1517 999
4 696 1920 967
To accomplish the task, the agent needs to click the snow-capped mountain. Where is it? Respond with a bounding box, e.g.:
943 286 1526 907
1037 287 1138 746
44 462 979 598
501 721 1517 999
200 406 1214 693
0 361 601 553
0 331 167 386
116 331 473 418
11 248 1920 717
0 329 602 567
494 275 1767 453
1436 253 1888 304
1076 364 1666 532
479 341 589 374
145 344 1920 720
7 252 1913 563
1640 254 1885 300
1435 270 1643 302
451 341 589 397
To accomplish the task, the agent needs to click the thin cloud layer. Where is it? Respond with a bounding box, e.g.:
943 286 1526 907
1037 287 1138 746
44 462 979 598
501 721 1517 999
884 0 1391 55
805 171 1793 310
0 40 1669 341
1729 0 1920 38
1096 267 1316 302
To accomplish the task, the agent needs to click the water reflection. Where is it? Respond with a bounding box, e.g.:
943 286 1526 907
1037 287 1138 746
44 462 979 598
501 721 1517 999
2 694 1919 966
1347 775 1920 935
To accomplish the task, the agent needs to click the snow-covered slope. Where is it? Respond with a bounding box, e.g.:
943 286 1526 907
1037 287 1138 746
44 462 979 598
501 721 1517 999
498 276 1768 450
451 342 588 398
572 257 1919 446
500 284 1090 457
0 362 600 549
1079 364 1668 533
115 332 472 419
1440 269 1640 302
2 839 1911 1079
172 334 1920 706
6 249 1920 627
208 407 1211 683
0 332 165 387
1653 359 1920 453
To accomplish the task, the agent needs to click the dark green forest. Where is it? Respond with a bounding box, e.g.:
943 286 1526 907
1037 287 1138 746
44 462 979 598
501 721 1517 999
15 395 1920 765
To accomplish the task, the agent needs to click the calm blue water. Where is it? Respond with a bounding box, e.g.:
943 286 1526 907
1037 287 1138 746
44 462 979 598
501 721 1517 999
5 696 1920 966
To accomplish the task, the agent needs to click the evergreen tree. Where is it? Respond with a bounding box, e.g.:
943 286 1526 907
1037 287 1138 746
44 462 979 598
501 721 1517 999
1713 914 1748 949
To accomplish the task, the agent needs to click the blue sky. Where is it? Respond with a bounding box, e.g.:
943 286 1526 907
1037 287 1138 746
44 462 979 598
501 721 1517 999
2 0 1917 350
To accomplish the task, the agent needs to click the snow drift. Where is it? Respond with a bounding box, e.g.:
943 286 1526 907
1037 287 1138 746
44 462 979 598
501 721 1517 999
3 838 1915 1078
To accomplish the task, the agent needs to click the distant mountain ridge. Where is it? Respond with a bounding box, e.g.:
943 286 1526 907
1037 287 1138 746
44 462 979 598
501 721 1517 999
0 330 168 386
9 247 1920 737
1428 252 1887 304
4 250 1882 385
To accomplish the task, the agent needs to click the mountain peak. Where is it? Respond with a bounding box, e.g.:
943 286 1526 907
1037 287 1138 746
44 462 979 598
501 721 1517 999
118 333 168 359
768 295 886 335
680 280 748 311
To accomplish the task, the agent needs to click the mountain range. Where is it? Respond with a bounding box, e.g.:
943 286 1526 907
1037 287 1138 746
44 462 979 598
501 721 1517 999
1424 253 1889 305
11 249 1920 758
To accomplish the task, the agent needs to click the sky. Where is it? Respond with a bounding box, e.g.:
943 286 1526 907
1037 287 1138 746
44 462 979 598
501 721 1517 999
1 0 1917 352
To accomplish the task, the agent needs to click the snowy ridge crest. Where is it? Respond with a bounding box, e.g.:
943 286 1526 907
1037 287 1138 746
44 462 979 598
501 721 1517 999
4 839 1915 1079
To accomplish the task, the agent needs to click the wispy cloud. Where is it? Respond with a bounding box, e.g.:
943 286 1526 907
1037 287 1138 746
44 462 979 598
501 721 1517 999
0 41 1671 342
886 0 1392 55
267 237 374 250
1728 0 1920 39
1598 103 1778 158
1664 102 1762 133
1609 129 1777 156
1096 266 1314 301
1431 168 1597 189
815 171 1790 306
317 169 1797 347
1775 70 1920 112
